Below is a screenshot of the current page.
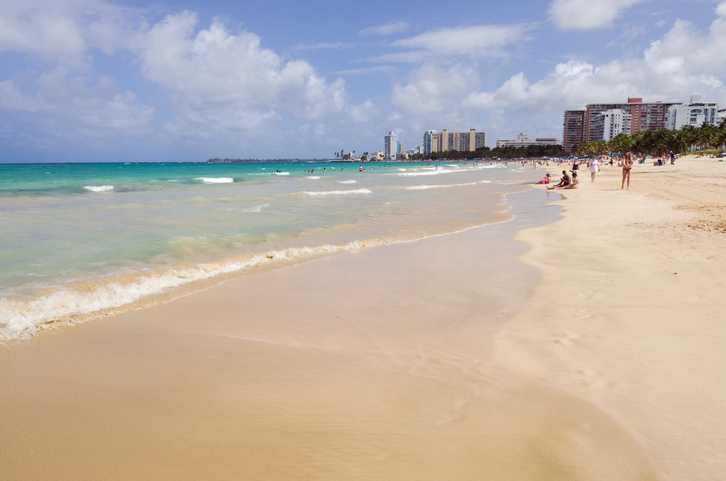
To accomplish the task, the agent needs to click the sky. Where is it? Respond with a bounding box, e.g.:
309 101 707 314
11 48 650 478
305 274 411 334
1 0 726 162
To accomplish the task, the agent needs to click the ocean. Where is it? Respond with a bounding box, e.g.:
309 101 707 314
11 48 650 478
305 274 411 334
0 160 537 341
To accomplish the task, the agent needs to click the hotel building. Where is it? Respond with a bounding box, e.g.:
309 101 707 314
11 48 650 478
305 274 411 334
427 128 487 153
384 131 397 161
496 134 561 148
666 95 719 130
563 109 586 152
563 97 681 152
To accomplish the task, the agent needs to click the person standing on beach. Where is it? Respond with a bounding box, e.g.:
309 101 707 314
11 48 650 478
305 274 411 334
572 159 580 177
622 152 634 190
589 157 600 182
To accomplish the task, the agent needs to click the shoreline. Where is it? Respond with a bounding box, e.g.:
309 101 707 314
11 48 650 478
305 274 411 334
497 155 726 480
0 179 525 343
0 186 658 480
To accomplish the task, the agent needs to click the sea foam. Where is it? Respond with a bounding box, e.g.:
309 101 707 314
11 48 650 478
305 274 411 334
405 181 491 190
84 185 114 192
303 189 372 196
396 169 465 177
196 177 234 184
0 239 389 341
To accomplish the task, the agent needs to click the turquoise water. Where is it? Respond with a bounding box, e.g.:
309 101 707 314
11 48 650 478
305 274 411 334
0 160 536 340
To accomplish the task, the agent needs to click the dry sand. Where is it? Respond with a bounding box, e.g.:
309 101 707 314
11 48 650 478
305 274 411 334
498 155 726 480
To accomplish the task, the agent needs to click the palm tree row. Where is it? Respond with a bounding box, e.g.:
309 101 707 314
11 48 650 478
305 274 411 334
575 120 726 156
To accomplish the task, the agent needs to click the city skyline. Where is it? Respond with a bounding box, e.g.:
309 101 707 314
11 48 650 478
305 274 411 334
2 0 726 162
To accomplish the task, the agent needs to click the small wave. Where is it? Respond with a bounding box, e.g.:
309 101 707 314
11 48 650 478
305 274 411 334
0 240 387 341
275 172 290 176
405 181 491 190
397 168 407 171
397 169 465 177
337 180 357 184
195 177 234 184
0 216 516 342
303 189 372 196
306 176 321 180
241 204 271 212
84 185 114 192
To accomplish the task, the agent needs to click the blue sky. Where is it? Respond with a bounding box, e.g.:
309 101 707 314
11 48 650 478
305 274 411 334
2 0 726 162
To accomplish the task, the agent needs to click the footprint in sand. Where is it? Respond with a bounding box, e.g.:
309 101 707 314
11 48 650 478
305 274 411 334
577 369 609 390
555 331 581 346
574 309 593 320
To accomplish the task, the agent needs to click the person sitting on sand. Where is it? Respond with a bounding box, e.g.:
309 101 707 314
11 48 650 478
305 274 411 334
560 172 579 189
548 170 570 189
536 173 552 184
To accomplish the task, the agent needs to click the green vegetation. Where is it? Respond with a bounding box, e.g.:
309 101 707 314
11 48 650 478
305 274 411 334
414 143 567 161
574 121 726 156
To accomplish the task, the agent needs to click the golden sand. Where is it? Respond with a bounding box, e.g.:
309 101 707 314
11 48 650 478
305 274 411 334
498 155 726 480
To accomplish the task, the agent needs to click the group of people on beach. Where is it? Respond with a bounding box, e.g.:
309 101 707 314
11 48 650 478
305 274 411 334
536 152 635 190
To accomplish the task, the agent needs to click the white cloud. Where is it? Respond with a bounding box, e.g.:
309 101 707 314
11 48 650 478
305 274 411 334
549 0 646 30
465 4 726 117
0 0 145 64
370 24 534 63
0 68 153 144
358 21 409 36
0 81 49 112
392 63 480 119
135 12 351 139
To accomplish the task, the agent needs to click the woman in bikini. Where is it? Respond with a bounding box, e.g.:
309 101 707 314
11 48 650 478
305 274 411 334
622 152 634 190
562 172 579 189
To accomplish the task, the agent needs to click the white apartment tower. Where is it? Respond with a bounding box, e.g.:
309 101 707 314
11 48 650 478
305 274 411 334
601 109 632 141
667 95 719 130
384 131 398 161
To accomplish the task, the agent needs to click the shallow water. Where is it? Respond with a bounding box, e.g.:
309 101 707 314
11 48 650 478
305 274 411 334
0 160 539 340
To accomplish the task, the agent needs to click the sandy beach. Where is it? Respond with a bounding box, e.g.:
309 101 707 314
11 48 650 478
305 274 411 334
2 156 725 479
498 155 726 480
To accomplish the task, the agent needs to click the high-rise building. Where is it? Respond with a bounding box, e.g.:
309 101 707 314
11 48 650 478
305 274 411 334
428 128 486 153
563 110 585 152
564 98 682 151
384 131 397 161
666 95 719 130
584 98 680 142
597 109 632 141
423 130 437 154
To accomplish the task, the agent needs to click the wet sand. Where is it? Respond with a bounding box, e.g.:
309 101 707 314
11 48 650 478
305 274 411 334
0 188 656 480
498 156 726 480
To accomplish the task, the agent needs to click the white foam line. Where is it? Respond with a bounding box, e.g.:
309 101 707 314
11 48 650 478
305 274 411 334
303 189 372 196
0 193 525 343
396 169 466 177
84 185 114 192
196 177 234 184
404 181 491 190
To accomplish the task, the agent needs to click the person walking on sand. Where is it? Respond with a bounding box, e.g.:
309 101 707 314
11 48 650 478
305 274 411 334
622 152 634 190
589 157 600 182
